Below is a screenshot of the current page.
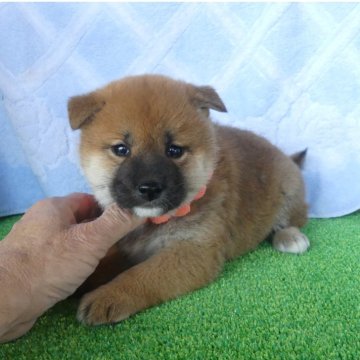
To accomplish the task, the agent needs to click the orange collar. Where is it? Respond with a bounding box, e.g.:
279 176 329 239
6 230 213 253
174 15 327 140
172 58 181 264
149 185 207 225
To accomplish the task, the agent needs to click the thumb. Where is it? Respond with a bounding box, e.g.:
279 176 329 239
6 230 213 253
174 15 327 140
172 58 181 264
76 204 145 254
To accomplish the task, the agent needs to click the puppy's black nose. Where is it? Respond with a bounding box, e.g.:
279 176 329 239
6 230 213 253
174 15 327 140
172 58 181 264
138 182 164 201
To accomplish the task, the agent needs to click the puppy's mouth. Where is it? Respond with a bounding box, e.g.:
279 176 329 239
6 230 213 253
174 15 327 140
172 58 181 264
132 206 165 218
111 187 184 218
108 154 189 218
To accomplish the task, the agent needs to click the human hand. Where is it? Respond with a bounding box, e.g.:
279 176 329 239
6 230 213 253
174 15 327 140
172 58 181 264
0 193 144 342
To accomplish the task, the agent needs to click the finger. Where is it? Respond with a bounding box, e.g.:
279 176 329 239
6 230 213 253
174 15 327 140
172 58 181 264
0 319 36 344
22 193 98 226
76 204 145 251
62 193 101 223
49 193 100 224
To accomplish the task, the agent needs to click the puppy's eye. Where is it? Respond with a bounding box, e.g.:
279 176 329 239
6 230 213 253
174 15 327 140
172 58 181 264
166 144 184 159
111 144 130 157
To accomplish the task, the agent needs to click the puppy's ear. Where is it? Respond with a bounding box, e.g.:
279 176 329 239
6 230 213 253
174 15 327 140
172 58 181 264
291 149 307 169
68 92 105 130
189 85 227 116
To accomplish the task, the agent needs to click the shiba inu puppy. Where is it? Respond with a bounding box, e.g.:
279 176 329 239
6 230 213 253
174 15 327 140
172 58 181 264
68 74 309 325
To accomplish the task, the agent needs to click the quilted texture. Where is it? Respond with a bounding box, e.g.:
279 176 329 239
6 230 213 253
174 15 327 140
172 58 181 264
1 3 360 218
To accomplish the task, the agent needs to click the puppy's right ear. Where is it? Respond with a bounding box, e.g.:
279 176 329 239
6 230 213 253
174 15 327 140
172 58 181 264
68 92 105 130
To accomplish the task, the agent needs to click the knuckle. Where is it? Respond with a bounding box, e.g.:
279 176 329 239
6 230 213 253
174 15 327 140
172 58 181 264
106 205 132 225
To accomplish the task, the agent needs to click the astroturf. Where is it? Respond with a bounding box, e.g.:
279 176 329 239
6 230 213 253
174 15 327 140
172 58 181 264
0 213 359 359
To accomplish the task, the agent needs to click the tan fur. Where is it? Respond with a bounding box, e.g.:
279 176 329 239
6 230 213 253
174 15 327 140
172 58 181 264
68 74 309 325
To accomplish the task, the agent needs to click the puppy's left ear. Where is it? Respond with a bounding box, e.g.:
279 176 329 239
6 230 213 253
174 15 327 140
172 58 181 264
189 85 227 116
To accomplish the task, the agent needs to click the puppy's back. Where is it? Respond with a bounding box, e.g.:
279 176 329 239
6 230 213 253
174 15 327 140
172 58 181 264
213 125 306 257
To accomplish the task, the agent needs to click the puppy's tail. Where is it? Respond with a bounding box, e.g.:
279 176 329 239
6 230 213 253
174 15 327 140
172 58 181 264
290 148 307 169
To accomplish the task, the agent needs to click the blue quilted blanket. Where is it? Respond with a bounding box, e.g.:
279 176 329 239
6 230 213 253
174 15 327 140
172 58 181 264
1 3 360 218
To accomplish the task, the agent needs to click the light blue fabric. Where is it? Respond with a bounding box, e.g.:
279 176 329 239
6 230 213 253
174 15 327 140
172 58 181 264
1 3 360 218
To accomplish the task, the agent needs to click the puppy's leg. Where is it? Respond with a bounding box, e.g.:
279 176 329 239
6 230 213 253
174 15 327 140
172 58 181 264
77 240 225 325
272 168 310 255
273 227 310 254
74 245 134 297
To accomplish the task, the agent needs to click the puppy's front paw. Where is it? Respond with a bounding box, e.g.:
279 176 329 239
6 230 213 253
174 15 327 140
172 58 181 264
77 286 135 326
273 227 310 254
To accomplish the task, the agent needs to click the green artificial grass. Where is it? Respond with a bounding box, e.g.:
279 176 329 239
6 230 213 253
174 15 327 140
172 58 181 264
0 213 359 359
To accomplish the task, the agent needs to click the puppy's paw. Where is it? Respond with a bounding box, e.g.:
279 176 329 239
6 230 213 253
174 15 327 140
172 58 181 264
272 227 310 254
77 287 135 326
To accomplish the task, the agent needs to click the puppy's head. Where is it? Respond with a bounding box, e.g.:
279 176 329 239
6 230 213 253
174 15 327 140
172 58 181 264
68 75 227 218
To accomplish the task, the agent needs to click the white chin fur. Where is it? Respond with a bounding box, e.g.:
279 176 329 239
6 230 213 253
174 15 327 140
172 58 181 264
93 188 114 208
133 207 163 218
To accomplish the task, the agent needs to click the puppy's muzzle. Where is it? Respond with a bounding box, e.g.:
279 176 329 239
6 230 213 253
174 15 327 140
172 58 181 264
110 154 187 212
